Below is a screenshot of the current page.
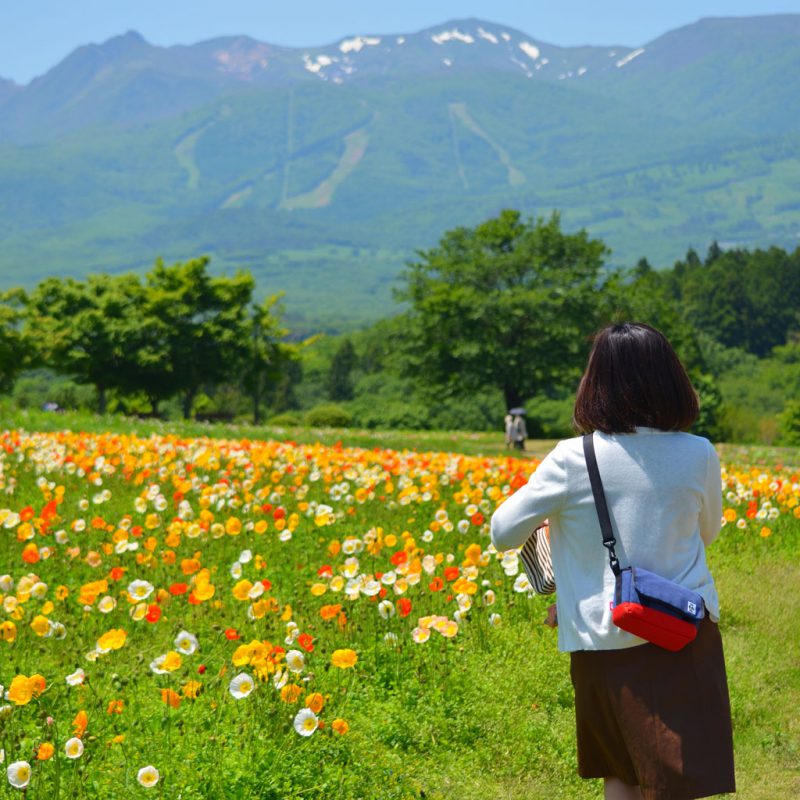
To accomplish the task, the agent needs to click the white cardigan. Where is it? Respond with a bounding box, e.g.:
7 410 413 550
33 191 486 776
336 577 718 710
491 428 723 652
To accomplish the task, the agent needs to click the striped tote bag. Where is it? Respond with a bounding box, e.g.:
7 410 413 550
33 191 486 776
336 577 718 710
519 522 555 595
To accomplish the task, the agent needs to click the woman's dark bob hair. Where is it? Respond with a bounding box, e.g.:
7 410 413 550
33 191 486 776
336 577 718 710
573 322 699 434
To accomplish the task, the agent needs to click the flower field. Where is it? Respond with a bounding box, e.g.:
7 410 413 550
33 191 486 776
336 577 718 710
1 428 799 799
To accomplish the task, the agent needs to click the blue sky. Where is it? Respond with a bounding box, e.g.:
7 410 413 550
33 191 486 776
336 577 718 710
3 0 800 83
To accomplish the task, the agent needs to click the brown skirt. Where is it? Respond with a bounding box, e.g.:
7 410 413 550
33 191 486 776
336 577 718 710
569 618 735 800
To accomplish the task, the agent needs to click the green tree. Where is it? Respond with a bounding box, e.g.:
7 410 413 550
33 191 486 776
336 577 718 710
142 257 254 418
397 209 609 410
327 338 357 401
241 294 310 424
25 274 145 413
0 289 31 391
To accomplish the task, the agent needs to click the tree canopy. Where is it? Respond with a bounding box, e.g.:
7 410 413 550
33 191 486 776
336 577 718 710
398 209 609 409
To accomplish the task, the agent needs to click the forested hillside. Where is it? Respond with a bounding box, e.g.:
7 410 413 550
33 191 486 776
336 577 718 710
3 211 799 446
0 16 799 326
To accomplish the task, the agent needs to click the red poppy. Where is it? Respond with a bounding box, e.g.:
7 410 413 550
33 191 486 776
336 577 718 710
390 550 408 566
169 582 188 596
471 512 485 526
273 507 286 521
397 598 412 618
145 604 161 623
443 566 460 582
429 577 444 592
298 633 315 653
261 579 272 591
225 628 239 641
317 565 333 578
109 567 126 582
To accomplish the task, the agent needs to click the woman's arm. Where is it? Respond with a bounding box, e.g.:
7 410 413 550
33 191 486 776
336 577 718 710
699 441 723 547
490 444 567 552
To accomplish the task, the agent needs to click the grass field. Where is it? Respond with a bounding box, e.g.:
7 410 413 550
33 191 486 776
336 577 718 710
0 412 798 798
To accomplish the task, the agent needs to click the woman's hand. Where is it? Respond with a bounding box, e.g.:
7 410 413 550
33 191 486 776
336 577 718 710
544 604 558 628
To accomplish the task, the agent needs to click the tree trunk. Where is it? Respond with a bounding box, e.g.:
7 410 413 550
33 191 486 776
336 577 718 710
97 385 107 415
182 387 198 420
253 376 262 425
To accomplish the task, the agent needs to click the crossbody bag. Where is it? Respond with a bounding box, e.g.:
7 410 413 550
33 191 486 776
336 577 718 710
583 433 706 652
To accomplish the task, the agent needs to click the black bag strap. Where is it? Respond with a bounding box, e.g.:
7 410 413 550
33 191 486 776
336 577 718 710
582 433 621 576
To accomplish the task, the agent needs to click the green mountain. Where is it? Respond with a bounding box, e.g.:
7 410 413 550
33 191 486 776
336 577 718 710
1 16 799 329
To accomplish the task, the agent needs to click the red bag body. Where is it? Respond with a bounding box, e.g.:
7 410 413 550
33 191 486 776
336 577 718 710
612 603 698 651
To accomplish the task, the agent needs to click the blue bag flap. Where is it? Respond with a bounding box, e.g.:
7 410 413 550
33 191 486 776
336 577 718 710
631 567 705 621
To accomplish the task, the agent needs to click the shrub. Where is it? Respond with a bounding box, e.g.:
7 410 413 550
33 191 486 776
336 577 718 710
268 411 303 427
304 403 353 428
778 401 800 446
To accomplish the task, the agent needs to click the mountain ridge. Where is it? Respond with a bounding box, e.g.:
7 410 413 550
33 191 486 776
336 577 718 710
0 15 798 329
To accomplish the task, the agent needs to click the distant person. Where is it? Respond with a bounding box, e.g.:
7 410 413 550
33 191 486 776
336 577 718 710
504 414 514 448
512 414 527 451
491 322 734 800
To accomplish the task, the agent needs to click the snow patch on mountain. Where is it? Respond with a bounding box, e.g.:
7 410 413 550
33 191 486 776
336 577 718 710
616 48 644 67
432 29 475 45
518 42 540 60
303 53 336 74
477 27 499 44
339 36 381 54
511 57 533 77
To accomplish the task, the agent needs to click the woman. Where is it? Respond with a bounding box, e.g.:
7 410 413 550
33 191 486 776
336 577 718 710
491 323 735 800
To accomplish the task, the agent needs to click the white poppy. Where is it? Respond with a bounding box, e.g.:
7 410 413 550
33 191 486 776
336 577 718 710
137 765 160 788
98 596 116 614
127 580 154 601
64 737 84 759
285 649 305 674
513 573 533 593
174 631 199 655
293 708 319 737
6 760 31 789
229 673 255 699
378 600 395 619
66 668 85 686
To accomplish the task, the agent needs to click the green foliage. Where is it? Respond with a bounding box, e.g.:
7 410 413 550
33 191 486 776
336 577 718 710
326 338 357 401
677 245 800 357
24 273 146 412
304 403 353 428
0 288 29 390
12 370 96 411
240 293 309 424
141 257 254 417
268 411 303 427
691 374 726 441
398 209 608 410
778 401 800 446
